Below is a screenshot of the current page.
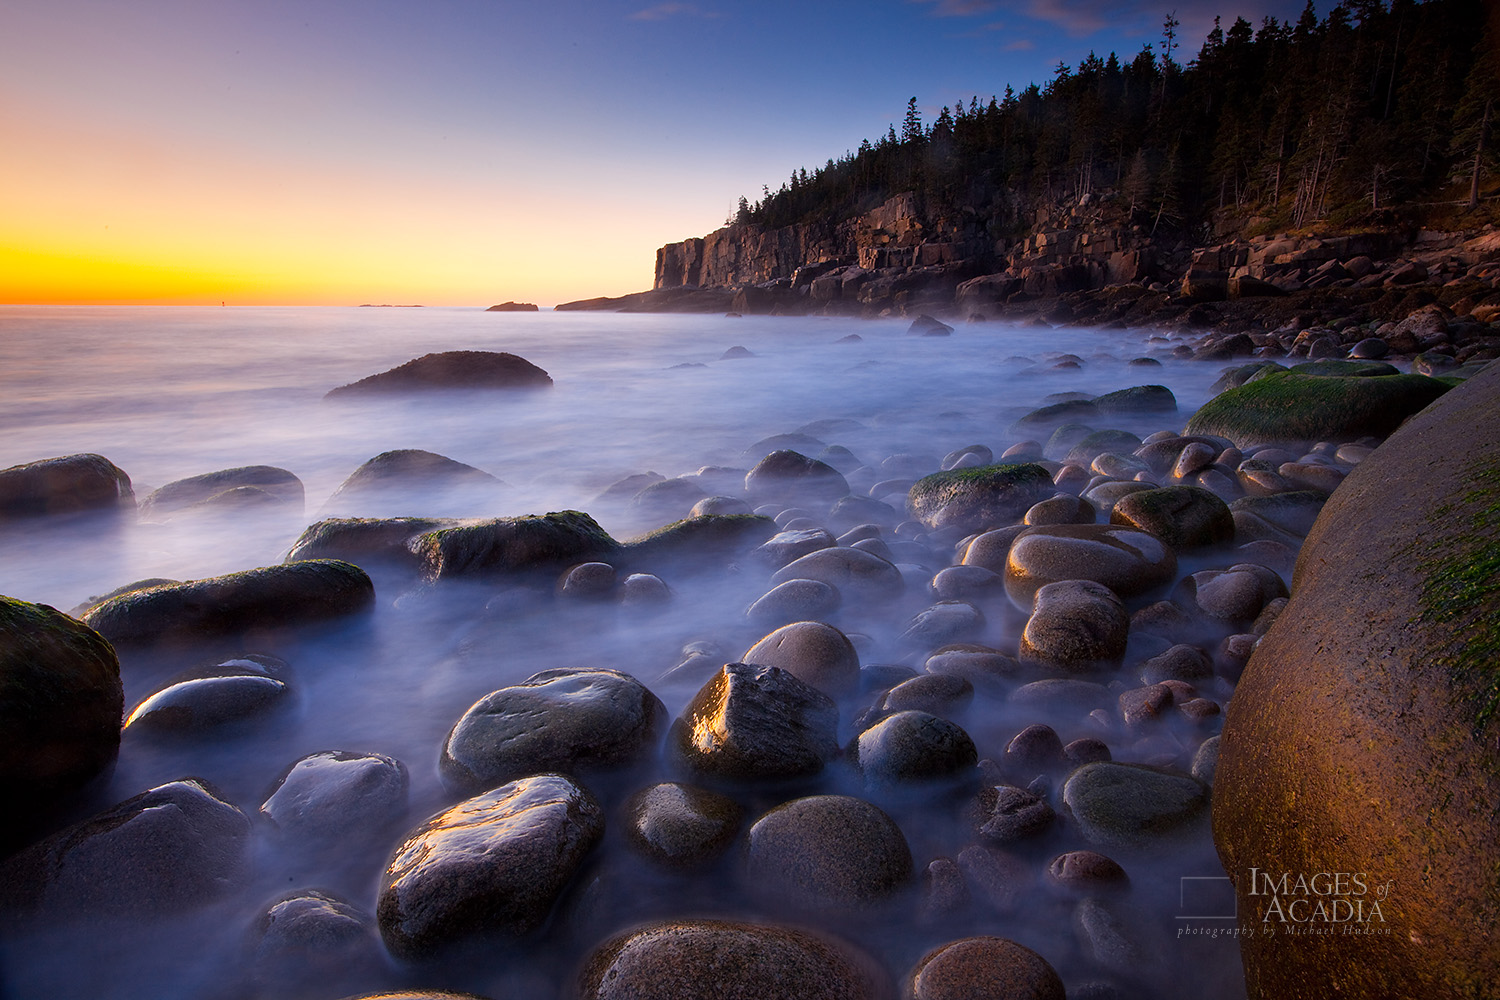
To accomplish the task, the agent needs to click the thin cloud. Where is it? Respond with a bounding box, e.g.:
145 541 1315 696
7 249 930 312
1004 38 1037 50
628 3 719 21
910 0 1001 17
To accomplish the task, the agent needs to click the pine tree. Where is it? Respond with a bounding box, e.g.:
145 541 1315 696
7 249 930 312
901 97 924 144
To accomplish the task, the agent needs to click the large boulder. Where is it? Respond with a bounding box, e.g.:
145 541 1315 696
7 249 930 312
285 516 463 570
408 511 620 582
744 450 849 505
325 350 552 397
1185 371 1449 447
1109 485 1234 549
1215 361 1500 998
0 454 134 519
140 465 303 519
376 773 602 959
669 663 838 781
80 560 374 645
0 598 122 821
320 449 504 518
621 515 777 574
908 464 1055 534
1004 523 1177 608
744 795 912 911
0 778 250 918
440 668 667 795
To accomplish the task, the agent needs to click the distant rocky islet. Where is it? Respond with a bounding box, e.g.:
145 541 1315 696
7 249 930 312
0 332 1496 999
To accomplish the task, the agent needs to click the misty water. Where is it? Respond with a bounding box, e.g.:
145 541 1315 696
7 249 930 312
0 306 1250 998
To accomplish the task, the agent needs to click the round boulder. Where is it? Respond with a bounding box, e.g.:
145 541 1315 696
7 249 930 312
1062 762 1208 850
1109 485 1234 549
260 750 409 841
851 710 977 785
670 663 838 781
325 350 552 396
770 546 904 602
906 936 1065 1000
907 464 1054 534
0 453 134 519
441 667 667 795
623 782 744 868
744 795 913 911
1019 580 1129 673
747 578 842 627
744 450 849 505
743 620 860 696
1004 524 1176 609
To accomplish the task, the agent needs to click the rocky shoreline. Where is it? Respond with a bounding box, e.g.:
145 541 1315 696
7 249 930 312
0 339 1493 998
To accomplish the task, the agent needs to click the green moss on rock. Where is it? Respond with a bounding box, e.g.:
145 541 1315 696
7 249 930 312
908 464 1055 533
621 515 776 572
412 511 620 582
1185 371 1450 447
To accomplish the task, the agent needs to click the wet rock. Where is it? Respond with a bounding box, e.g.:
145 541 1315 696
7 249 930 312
0 778 250 918
882 673 974 715
81 560 374 645
771 546 904 602
747 578 841 626
743 620 860 695
126 670 289 732
441 668 667 795
1185 370 1450 447
325 350 551 396
409 511 620 582
623 514 776 573
1177 563 1289 623
557 561 618 600
0 597 122 818
1190 735 1220 785
1138 644 1213 684
1230 491 1326 539
745 795 912 910
1019 581 1129 673
909 314 954 336
925 648 1022 691
943 444 994 470
619 572 671 607
376 773 602 959
623 782 743 868
744 450 849 505
320 449 504 517
956 844 1031 913
247 889 384 999
1093 384 1177 416
829 495 900 530
670 663 838 781
898 601 985 650
920 857 971 920
577 920 888 1000
690 495 753 517
1008 679 1112 713
930 565 1005 601
1118 683 1175 728
906 936 1065 1000
629 477 708 519
851 711 977 785
907 464 1054 534
960 525 1029 573
141 465 303 519
1080 480 1154 515
284 516 462 571
1109 485 1234 549
260 750 408 840
1074 898 1154 977
1004 724 1065 771
753 528 837 570
973 784 1055 843
1063 738 1112 765
0 453 134 520
1024 493 1096 526
1047 850 1129 893
1062 762 1208 849
1004 524 1176 608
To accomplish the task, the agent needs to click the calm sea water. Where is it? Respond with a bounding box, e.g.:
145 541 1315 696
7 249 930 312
0 306 1245 999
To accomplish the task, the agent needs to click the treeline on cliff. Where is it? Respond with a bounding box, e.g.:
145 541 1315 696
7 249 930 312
738 0 1497 237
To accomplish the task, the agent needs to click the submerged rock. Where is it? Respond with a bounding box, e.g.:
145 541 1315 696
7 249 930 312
376 773 602 959
126 671 288 732
409 511 620 582
907 464 1054 534
246 889 385 999
623 782 743 868
851 710 977 785
320 449 504 517
1062 762 1208 850
770 546 905 602
141 465 303 519
441 668 667 795
578 920 889 1000
80 560 374 645
621 514 776 573
325 350 552 397
744 450 849 505
0 597 122 819
284 516 463 570
0 778 250 918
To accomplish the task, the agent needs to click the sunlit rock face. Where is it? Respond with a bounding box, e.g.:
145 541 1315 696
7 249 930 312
1215 361 1500 999
669 662 838 782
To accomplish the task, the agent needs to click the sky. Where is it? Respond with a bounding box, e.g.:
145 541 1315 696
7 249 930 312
1 0 1311 307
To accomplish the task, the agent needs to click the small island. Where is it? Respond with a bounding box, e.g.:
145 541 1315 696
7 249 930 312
485 301 539 312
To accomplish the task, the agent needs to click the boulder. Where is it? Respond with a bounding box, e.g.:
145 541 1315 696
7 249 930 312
81 560 374 645
744 450 849 505
246 889 385 1000
140 466 303 519
1092 384 1177 416
320 449 503 517
747 579 842 627
622 783 743 868
670 663 838 781
850 710 977 785
908 314 954 336
284 516 462 570
622 515 777 573
1185 371 1449 447
260 750 409 841
744 795 912 910
743 621 860 696
906 936 1066 1000
325 350 551 397
1063 762 1208 850
577 920 889 1000
1019 580 1130 673
1004 524 1177 608
0 778 249 918
0 597 122 820
0 454 134 519
1109 485 1235 549
125 669 288 732
441 668 666 795
1215 360 1500 998
409 511 620 582
907 464 1054 534
770 546 904 602
377 773 602 959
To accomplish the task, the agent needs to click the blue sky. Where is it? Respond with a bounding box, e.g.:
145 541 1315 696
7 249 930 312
2 0 1311 304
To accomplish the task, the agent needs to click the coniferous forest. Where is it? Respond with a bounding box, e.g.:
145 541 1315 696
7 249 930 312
737 0 1498 238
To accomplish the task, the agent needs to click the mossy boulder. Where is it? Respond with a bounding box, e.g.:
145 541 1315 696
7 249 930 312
1287 359 1400 378
0 598 122 824
1109 485 1235 549
409 511 619 582
325 350 551 397
81 560 374 645
1093 384 1177 416
1214 360 1500 999
140 466 303 519
907 463 1054 534
285 516 464 570
0 454 134 520
1184 371 1449 447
